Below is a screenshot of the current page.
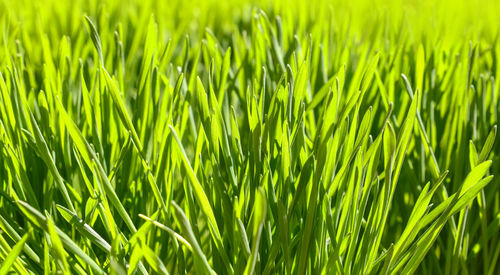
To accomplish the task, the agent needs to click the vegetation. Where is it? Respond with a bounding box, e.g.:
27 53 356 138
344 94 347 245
0 0 499 274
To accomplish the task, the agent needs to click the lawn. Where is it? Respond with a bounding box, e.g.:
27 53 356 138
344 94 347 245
0 0 499 274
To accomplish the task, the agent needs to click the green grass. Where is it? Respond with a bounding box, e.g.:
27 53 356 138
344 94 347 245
0 0 499 274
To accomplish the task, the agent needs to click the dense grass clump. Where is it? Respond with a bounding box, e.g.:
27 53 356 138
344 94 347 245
0 0 499 274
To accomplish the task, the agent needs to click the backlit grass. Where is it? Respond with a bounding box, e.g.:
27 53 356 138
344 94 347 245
0 0 499 274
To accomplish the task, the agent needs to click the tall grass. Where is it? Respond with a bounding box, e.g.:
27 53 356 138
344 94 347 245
0 0 499 274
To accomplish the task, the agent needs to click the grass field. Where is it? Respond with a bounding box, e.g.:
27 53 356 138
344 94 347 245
0 0 499 274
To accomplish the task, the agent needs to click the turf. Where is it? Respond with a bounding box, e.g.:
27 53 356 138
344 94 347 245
0 0 499 274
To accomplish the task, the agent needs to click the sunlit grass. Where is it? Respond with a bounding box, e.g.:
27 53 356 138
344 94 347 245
0 0 499 274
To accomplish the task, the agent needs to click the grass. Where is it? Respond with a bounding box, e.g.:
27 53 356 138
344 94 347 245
0 0 499 274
